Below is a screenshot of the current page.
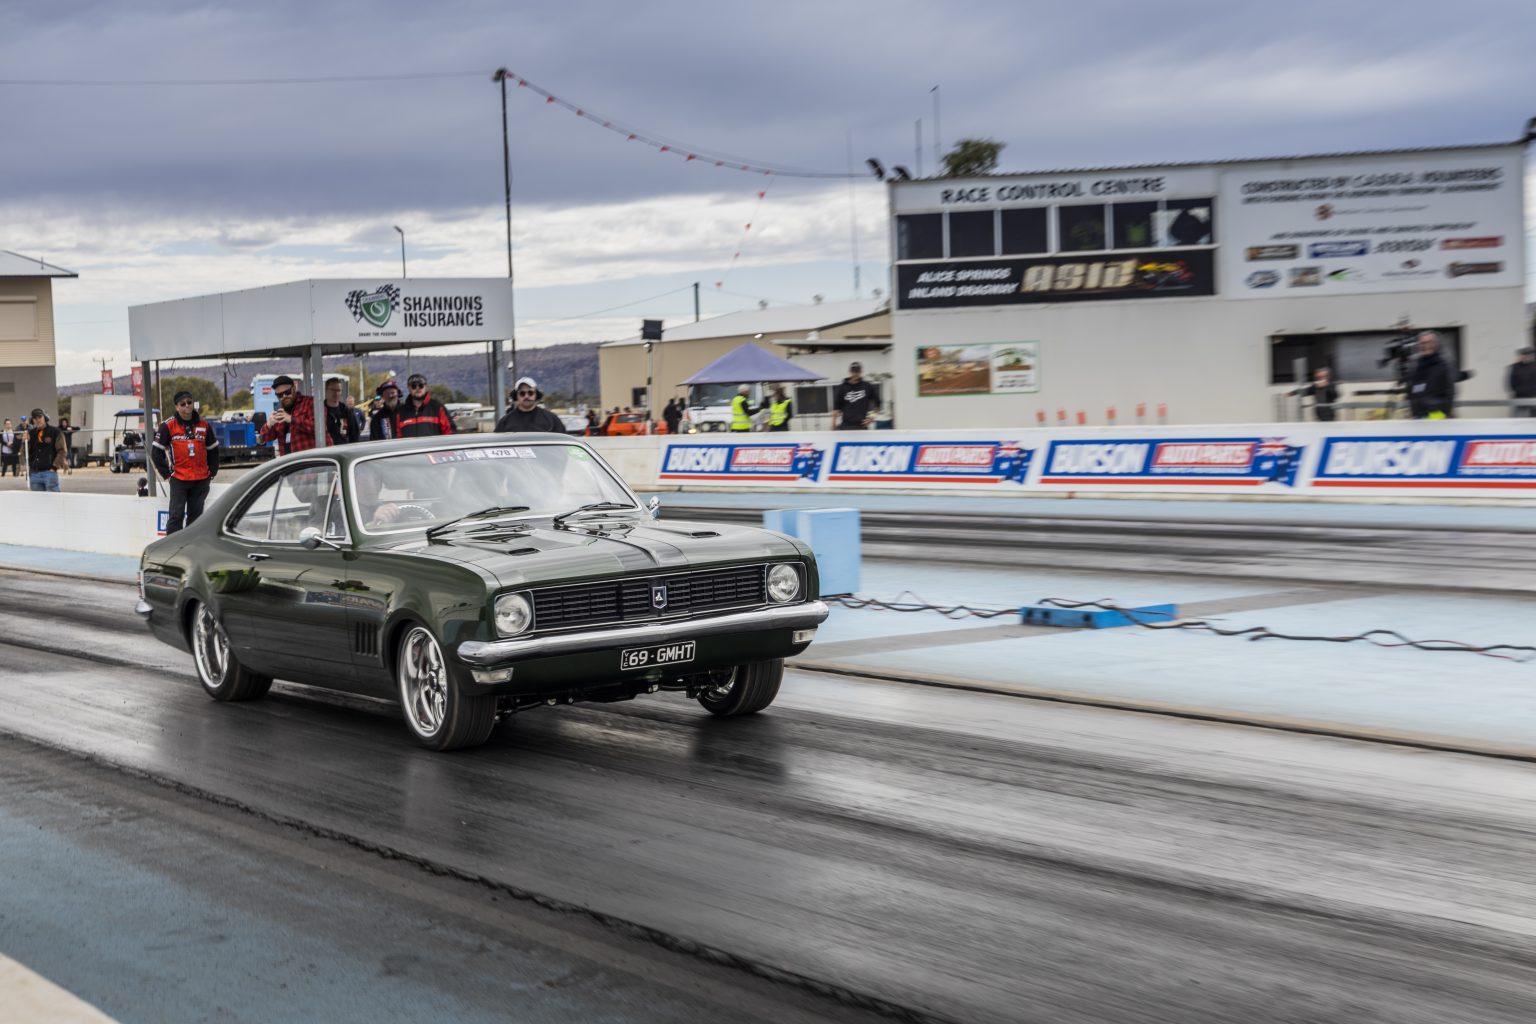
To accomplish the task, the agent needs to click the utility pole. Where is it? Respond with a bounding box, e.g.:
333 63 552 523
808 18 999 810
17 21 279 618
915 118 923 177
492 68 515 422
693 282 700 322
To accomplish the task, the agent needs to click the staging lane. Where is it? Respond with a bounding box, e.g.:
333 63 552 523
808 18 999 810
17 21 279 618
5 570 1536 1023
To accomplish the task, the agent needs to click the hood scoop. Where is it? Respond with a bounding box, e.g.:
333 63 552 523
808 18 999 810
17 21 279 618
648 525 721 539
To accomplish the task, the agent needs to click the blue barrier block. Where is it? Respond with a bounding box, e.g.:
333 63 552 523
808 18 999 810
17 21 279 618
1019 603 1178 629
764 507 860 597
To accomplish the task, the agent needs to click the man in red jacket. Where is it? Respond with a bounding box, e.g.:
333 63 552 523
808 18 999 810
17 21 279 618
256 375 317 455
396 373 454 437
151 390 220 533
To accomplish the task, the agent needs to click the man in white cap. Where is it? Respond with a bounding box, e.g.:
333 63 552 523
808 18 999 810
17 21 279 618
495 376 567 433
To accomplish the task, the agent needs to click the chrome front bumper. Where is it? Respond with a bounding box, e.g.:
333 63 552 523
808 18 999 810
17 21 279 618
456 600 830 666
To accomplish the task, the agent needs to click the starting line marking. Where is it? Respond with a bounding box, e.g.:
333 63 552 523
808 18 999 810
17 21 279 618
0 954 120 1023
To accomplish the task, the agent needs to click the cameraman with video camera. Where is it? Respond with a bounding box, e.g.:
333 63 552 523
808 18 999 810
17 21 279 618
1408 331 1455 419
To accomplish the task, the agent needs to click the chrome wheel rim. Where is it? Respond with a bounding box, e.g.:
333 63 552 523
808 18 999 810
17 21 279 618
705 669 738 701
400 627 447 736
192 605 229 689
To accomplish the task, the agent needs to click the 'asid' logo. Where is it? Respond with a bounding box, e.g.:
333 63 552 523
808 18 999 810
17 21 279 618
345 284 402 328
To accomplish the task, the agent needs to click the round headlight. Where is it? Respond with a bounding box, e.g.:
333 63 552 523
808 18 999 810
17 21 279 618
767 563 801 604
494 592 533 636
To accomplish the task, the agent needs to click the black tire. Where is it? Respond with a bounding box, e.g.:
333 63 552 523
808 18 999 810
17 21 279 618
396 624 495 751
697 658 784 717
188 600 272 701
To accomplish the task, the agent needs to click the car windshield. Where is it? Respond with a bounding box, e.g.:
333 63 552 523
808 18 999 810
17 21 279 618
351 442 635 534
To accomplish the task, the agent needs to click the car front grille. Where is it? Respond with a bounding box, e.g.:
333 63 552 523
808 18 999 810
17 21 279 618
531 564 769 632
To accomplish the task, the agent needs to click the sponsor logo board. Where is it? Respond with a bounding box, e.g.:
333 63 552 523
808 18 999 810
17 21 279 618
1307 240 1370 258
1246 245 1299 260
1314 434 1536 488
1441 236 1503 250
1246 270 1280 288
895 250 1215 309
659 443 824 482
825 441 1034 484
1040 437 1304 487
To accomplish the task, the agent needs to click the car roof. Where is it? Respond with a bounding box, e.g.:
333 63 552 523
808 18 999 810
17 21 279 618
279 432 578 465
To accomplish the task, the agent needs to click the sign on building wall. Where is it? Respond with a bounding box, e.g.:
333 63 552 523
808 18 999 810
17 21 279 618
657 424 1536 496
101 369 113 395
311 279 516 343
1221 151 1523 297
916 343 1039 397
896 250 1215 309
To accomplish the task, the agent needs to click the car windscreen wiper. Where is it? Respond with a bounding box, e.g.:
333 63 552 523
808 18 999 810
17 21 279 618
425 505 532 541
551 501 637 529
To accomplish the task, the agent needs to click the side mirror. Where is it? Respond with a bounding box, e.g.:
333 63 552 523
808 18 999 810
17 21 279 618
298 526 342 551
646 495 661 519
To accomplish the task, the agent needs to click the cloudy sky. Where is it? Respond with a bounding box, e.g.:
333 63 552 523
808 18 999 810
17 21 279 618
3 0 1533 384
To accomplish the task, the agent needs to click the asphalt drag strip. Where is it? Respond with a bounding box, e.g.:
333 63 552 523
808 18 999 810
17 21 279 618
4 569 1536 1022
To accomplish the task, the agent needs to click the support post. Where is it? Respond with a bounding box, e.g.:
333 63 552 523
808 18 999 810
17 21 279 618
143 360 158 498
306 346 326 449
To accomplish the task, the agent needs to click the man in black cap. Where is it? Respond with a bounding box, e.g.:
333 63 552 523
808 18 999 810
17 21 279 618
495 376 566 433
151 390 220 533
25 408 65 491
256 375 317 455
832 361 880 430
396 372 455 436
369 379 403 440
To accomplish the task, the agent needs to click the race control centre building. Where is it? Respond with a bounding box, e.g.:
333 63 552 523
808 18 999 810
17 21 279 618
887 138 1527 426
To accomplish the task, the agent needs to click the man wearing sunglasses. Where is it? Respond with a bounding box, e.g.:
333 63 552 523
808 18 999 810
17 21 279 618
256 374 317 456
494 376 565 433
396 373 455 437
151 389 220 533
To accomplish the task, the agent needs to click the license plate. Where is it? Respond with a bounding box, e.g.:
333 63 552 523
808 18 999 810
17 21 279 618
620 641 695 671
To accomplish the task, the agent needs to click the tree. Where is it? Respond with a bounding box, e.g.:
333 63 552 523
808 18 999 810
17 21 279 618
228 389 253 410
942 138 1006 178
156 375 224 416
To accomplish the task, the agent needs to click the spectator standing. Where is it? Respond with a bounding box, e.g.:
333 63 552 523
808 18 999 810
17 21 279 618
25 408 65 491
729 385 756 433
585 409 599 436
1407 331 1455 419
323 377 360 445
345 395 366 437
368 379 403 440
56 416 79 470
151 390 220 533
0 419 19 477
495 376 566 433
1296 367 1339 422
662 397 683 435
396 373 455 436
765 384 793 432
1507 347 1536 417
256 375 317 455
833 361 880 430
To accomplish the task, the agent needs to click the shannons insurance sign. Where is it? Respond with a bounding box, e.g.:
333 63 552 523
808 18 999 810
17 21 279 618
312 278 515 342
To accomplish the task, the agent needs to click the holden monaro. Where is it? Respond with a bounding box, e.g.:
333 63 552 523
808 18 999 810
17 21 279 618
136 434 827 750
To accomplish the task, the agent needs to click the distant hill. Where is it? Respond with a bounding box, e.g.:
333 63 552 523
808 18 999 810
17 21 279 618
61 342 603 404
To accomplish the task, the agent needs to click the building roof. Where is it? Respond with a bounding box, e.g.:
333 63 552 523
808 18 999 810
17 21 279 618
890 139 1523 184
0 250 78 278
603 297 888 348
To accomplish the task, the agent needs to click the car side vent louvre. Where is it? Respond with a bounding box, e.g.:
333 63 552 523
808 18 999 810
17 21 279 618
353 623 379 658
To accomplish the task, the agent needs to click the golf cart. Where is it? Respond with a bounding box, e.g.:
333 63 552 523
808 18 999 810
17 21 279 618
108 408 155 474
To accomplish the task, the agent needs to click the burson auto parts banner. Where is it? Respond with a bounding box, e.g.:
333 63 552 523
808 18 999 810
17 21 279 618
654 423 1536 497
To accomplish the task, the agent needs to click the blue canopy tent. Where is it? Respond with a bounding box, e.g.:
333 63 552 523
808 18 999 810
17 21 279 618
682 342 824 385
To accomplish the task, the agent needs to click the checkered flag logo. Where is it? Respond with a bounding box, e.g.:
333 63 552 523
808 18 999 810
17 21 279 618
345 284 401 328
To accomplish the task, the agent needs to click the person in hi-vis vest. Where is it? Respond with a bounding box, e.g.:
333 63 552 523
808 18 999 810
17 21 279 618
729 384 757 432
151 390 220 534
766 384 792 432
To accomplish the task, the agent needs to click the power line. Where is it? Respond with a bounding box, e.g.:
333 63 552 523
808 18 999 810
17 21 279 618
0 71 480 87
518 285 695 329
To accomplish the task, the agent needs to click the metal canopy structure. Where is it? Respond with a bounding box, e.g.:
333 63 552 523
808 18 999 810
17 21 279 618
681 342 825 385
128 277 515 495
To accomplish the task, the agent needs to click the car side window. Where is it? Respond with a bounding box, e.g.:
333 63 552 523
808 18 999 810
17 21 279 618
322 477 348 540
271 465 339 542
229 477 280 539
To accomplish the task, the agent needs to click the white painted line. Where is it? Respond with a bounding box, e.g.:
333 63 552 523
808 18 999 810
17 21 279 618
0 954 120 1023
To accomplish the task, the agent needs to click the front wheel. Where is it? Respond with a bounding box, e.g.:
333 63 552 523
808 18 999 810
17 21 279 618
190 601 272 701
397 625 495 751
697 658 784 717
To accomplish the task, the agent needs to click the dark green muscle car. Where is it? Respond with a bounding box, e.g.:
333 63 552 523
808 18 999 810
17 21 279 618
135 434 827 750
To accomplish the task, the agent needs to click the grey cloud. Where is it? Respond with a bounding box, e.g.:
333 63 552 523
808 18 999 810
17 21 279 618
1 0 1533 222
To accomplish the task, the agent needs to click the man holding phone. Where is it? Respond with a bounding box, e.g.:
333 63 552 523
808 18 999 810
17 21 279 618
256 375 317 456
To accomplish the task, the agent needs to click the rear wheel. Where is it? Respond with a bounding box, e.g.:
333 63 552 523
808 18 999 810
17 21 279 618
697 658 783 717
397 625 495 751
190 601 272 701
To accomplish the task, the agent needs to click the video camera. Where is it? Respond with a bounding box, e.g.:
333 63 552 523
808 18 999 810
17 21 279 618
1377 333 1418 370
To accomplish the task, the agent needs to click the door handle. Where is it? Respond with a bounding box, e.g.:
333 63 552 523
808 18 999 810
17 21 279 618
246 552 270 562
